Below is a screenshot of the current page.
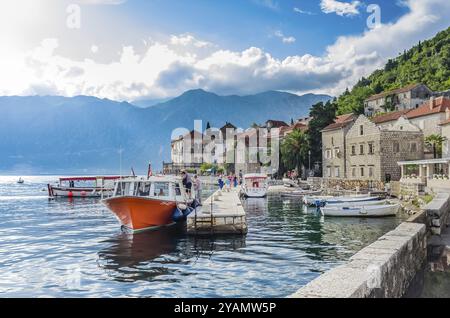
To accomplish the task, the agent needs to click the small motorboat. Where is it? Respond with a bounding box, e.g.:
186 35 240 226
303 195 380 207
283 178 298 188
241 174 268 198
325 200 388 208
17 178 24 184
102 176 198 233
320 204 400 217
302 195 334 206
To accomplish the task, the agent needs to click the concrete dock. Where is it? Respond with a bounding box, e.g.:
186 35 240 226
187 189 247 235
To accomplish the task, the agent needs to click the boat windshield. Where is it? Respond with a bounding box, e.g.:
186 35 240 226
153 182 170 197
135 182 151 197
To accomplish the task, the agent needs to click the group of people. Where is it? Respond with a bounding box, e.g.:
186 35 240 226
217 172 242 192
180 170 245 204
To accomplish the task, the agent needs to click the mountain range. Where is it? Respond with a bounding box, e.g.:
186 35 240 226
0 90 331 174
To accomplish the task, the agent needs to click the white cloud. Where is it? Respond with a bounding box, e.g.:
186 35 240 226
0 0 449 100
253 0 279 11
293 7 315 15
273 30 296 44
320 0 361 16
170 34 213 48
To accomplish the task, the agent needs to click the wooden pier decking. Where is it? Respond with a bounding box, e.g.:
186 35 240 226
187 189 247 235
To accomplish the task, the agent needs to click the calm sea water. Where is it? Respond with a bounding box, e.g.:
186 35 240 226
0 176 408 298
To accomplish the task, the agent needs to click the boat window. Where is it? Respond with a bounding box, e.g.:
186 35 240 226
115 182 129 196
154 182 170 197
138 182 151 197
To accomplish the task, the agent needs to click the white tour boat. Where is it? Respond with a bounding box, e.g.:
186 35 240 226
241 174 268 198
47 176 123 198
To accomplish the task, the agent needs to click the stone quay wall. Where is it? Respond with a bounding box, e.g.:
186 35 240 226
424 193 450 235
309 177 386 192
290 222 427 298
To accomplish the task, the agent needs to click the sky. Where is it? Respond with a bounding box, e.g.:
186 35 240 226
0 0 449 101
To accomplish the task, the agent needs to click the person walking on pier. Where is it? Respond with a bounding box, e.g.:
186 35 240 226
218 175 224 191
193 175 202 205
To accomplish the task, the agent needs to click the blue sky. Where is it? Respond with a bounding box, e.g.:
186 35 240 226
0 0 448 100
117 0 409 58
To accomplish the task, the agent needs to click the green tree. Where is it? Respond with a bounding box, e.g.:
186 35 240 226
281 129 309 176
308 101 337 173
425 134 447 159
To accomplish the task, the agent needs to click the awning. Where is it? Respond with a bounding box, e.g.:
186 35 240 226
398 158 450 166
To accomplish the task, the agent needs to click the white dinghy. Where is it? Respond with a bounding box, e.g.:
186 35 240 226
320 204 400 217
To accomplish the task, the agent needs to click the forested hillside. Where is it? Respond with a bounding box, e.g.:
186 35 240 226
336 27 450 115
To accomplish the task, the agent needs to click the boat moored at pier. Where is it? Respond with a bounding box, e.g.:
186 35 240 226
303 195 381 207
102 176 197 233
241 174 268 198
320 204 400 217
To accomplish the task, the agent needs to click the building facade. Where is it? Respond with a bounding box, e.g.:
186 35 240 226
346 116 424 182
322 114 357 179
364 83 433 116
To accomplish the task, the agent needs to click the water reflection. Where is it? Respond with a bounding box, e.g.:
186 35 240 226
98 226 247 283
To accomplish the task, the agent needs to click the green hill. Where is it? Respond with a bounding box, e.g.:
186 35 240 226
337 26 450 115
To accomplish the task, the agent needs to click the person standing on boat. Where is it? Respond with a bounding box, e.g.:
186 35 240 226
193 175 202 205
181 171 193 198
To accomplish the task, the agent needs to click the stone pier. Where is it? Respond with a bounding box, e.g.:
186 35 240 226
290 222 427 298
187 189 247 235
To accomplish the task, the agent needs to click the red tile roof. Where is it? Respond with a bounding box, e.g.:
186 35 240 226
266 120 289 128
281 123 308 136
405 97 450 120
371 110 410 124
322 113 356 132
365 83 423 102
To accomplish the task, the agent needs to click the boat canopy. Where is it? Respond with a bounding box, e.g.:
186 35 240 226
59 176 124 182
243 173 268 180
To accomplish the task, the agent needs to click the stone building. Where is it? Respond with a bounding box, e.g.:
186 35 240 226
404 96 450 138
364 83 433 116
322 114 357 179
346 115 424 182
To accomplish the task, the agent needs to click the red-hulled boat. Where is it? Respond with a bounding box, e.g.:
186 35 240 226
102 176 196 233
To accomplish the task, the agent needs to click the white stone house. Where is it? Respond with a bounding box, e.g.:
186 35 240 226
364 83 433 117
322 114 357 179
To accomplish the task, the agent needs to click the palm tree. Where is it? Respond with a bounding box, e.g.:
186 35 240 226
425 134 447 159
280 129 309 177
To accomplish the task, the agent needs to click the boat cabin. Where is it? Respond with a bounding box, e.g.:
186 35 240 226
243 174 268 189
112 176 192 201
59 176 121 189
